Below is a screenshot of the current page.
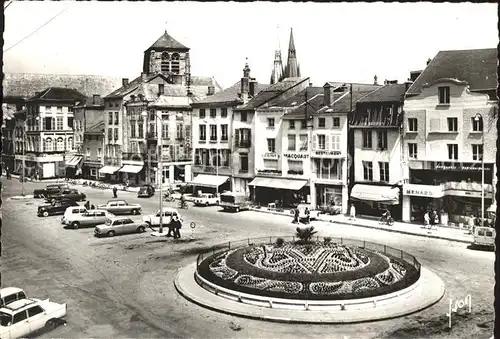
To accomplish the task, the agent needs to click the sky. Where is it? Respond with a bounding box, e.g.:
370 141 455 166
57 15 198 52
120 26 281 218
3 2 498 90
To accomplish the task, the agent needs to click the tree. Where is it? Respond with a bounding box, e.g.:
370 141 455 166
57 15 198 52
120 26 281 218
295 226 318 243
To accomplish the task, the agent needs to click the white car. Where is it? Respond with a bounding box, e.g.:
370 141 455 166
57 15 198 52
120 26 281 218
296 204 321 221
193 193 219 207
142 207 183 227
0 298 67 339
0 288 33 308
61 206 88 224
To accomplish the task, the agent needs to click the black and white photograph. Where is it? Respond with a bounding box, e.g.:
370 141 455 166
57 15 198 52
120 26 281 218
1 1 497 338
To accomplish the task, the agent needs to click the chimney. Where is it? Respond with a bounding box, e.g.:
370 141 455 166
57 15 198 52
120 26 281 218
92 94 100 105
410 70 422 82
373 75 378 85
141 72 147 81
122 78 129 87
207 86 215 96
241 77 249 101
323 83 334 107
249 78 257 97
426 58 432 65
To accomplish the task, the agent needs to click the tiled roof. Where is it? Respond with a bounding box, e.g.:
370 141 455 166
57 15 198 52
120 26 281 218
74 95 105 108
273 87 323 107
27 87 86 101
146 31 189 51
85 121 105 134
193 81 270 105
406 48 497 95
3 73 123 99
151 96 193 107
261 77 307 92
358 84 407 103
282 93 326 120
325 82 381 93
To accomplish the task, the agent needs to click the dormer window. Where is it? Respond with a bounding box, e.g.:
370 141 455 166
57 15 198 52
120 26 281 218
438 86 450 104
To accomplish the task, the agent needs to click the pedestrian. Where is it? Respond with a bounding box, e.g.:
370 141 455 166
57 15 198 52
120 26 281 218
166 216 174 237
173 215 182 239
112 186 118 198
468 214 476 235
293 208 299 224
349 204 356 221
91 204 96 210
423 211 430 229
84 201 91 210
305 207 310 224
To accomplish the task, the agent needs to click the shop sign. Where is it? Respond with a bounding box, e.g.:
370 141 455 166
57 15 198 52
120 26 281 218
314 150 342 157
283 153 309 159
262 153 279 159
434 163 491 172
403 184 444 198
444 189 493 199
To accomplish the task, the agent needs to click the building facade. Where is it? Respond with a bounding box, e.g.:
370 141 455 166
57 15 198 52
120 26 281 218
2 104 17 173
402 48 497 226
82 122 105 180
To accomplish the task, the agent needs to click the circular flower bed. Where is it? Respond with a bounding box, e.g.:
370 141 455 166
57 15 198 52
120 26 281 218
197 241 420 300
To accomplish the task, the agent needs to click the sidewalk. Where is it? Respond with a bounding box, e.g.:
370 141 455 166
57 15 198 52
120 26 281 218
251 207 473 244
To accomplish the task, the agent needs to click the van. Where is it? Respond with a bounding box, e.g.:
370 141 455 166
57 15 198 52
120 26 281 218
0 288 27 307
473 226 496 250
220 192 251 212
61 206 88 224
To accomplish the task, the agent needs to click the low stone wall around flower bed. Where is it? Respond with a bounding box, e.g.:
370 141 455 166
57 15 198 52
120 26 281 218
196 237 420 301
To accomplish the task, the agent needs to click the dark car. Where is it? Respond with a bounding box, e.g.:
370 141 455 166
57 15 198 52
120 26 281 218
137 184 155 198
33 184 69 198
46 188 86 202
38 200 79 217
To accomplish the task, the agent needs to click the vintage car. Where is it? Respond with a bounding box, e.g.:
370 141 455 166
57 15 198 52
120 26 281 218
137 185 155 198
61 206 88 224
63 210 115 229
0 288 36 308
97 200 142 215
38 200 79 217
295 203 321 221
46 189 86 202
473 226 496 250
33 184 69 199
142 207 182 227
94 217 147 237
193 193 219 207
220 192 251 212
0 298 67 339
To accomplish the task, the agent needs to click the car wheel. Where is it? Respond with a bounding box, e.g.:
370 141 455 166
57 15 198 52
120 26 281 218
137 226 145 233
43 211 49 217
205 202 209 207
72 222 80 229
107 231 115 237
236 207 240 213
45 319 58 330
216 200 219 205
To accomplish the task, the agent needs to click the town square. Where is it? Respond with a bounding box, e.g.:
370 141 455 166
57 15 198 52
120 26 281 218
1 2 497 339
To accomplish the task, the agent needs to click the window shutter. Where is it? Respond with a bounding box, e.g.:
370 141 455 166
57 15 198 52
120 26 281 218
248 129 251 142
313 134 318 150
235 129 240 145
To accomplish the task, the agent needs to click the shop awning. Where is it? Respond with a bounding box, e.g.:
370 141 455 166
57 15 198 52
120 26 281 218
350 184 400 205
98 166 122 174
65 155 83 167
118 165 143 173
190 174 229 187
248 177 308 191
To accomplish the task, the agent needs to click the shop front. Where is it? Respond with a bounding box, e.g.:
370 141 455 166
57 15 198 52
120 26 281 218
15 154 64 179
118 162 145 186
315 183 344 214
98 165 122 182
402 183 444 223
189 174 230 195
65 155 83 178
248 176 309 208
350 184 401 220
82 161 102 180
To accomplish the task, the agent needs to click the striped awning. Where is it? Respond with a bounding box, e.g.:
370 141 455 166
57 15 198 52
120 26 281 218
248 177 308 191
65 156 83 167
118 165 143 173
350 184 400 205
98 166 122 174
189 174 229 187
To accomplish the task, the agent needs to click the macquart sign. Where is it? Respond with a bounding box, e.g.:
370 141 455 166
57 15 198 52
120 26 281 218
314 150 342 157
283 153 309 159
262 153 279 159
403 184 444 198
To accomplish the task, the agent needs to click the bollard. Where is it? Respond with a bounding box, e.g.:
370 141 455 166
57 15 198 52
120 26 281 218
214 287 218 295
228 241 231 250
248 238 250 245
238 294 242 302
373 300 377 308
269 300 273 308
341 238 343 245
305 300 309 311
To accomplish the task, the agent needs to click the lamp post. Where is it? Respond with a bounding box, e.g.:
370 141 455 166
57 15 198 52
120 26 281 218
142 110 164 233
474 113 485 226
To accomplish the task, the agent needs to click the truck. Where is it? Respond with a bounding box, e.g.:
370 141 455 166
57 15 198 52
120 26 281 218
220 192 251 212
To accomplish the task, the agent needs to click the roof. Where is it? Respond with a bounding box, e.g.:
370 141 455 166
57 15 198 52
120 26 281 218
325 82 381 93
84 121 105 134
2 299 36 311
406 48 497 95
74 95 105 108
3 73 123 99
358 84 407 103
0 287 24 296
193 81 270 105
26 87 86 102
145 30 189 51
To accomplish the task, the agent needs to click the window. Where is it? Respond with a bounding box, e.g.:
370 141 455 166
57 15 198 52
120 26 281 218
447 144 458 160
199 125 206 140
176 124 183 139
44 138 53 151
56 117 63 130
240 153 249 172
362 130 372 148
138 123 143 138
472 144 483 161
289 120 295 129
97 148 102 158
287 159 303 174
267 118 275 128
472 117 483 132
377 130 388 150
317 135 326 150
158 84 165 95
379 162 389 182
221 124 228 141
131 123 136 138
114 129 118 140
108 112 113 124
318 117 326 128
45 106 52 112
43 117 52 130
161 52 170 72
447 117 458 132
263 159 279 170
288 134 296 151
438 86 450 104
210 125 217 141
241 112 247 122
67 117 73 130
210 108 216 118
333 117 340 128
67 137 73 150
114 112 119 125
221 107 228 118
199 109 206 119
300 119 307 129
267 138 276 152
171 53 180 74
13 310 27 324
56 106 62 113
408 118 418 132
315 159 340 180
299 134 308 151
408 143 417 159
87 148 91 158
362 161 373 181
330 135 340 150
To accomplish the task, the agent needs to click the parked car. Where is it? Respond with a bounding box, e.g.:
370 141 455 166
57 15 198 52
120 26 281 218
94 217 147 237
0 288 33 308
142 207 182 227
38 200 79 217
46 189 86 202
97 200 142 215
33 184 69 199
61 206 88 224
473 226 496 250
193 193 219 207
63 210 115 229
0 298 67 339
296 203 321 221
137 185 155 198
220 192 251 212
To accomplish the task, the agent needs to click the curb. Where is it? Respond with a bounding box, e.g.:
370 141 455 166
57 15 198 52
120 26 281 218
10 195 35 200
250 208 471 244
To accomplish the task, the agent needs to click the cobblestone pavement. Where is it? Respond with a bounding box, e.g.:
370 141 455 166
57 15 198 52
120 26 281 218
1 178 494 338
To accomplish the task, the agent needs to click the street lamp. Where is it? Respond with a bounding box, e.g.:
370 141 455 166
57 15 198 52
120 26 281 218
474 113 485 226
142 110 164 234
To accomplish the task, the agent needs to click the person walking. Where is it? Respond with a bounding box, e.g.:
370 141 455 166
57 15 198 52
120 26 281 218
468 214 476 235
166 216 174 237
349 204 356 221
173 215 182 239
305 207 311 224
292 208 299 224
423 211 430 229
112 186 118 198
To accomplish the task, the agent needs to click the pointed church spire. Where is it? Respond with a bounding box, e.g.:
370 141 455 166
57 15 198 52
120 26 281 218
284 27 300 78
270 25 285 84
288 27 295 53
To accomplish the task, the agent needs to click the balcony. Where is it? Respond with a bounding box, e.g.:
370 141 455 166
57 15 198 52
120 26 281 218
235 141 251 148
122 152 147 162
287 170 304 176
148 153 193 163
192 165 232 175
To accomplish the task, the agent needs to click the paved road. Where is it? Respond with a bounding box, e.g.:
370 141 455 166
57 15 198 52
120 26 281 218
1 179 494 338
